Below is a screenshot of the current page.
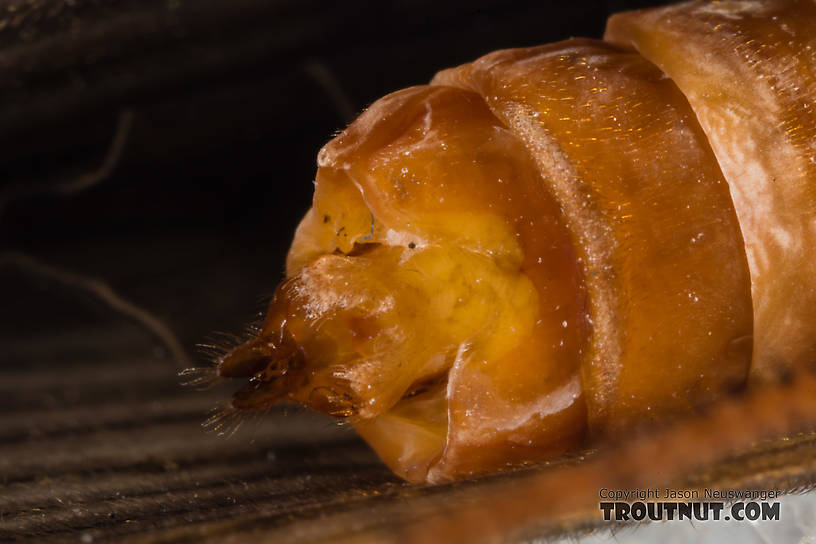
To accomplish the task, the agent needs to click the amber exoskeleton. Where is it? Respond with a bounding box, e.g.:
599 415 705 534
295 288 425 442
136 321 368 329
213 0 816 484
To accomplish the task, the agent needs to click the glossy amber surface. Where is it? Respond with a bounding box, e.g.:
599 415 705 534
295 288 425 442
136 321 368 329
212 3 815 483
221 86 588 482
606 0 816 382
433 38 753 437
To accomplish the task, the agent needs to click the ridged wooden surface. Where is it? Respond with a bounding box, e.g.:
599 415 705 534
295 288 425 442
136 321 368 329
0 311 406 543
3 317 816 544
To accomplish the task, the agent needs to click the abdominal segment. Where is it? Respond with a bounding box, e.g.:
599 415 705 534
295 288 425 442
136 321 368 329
435 38 753 436
605 0 816 383
220 85 587 482
219 40 754 483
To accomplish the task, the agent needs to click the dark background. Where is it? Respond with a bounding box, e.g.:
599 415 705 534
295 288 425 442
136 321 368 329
0 0 671 360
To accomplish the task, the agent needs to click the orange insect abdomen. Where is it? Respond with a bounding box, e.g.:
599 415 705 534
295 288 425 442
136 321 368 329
214 0 816 484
